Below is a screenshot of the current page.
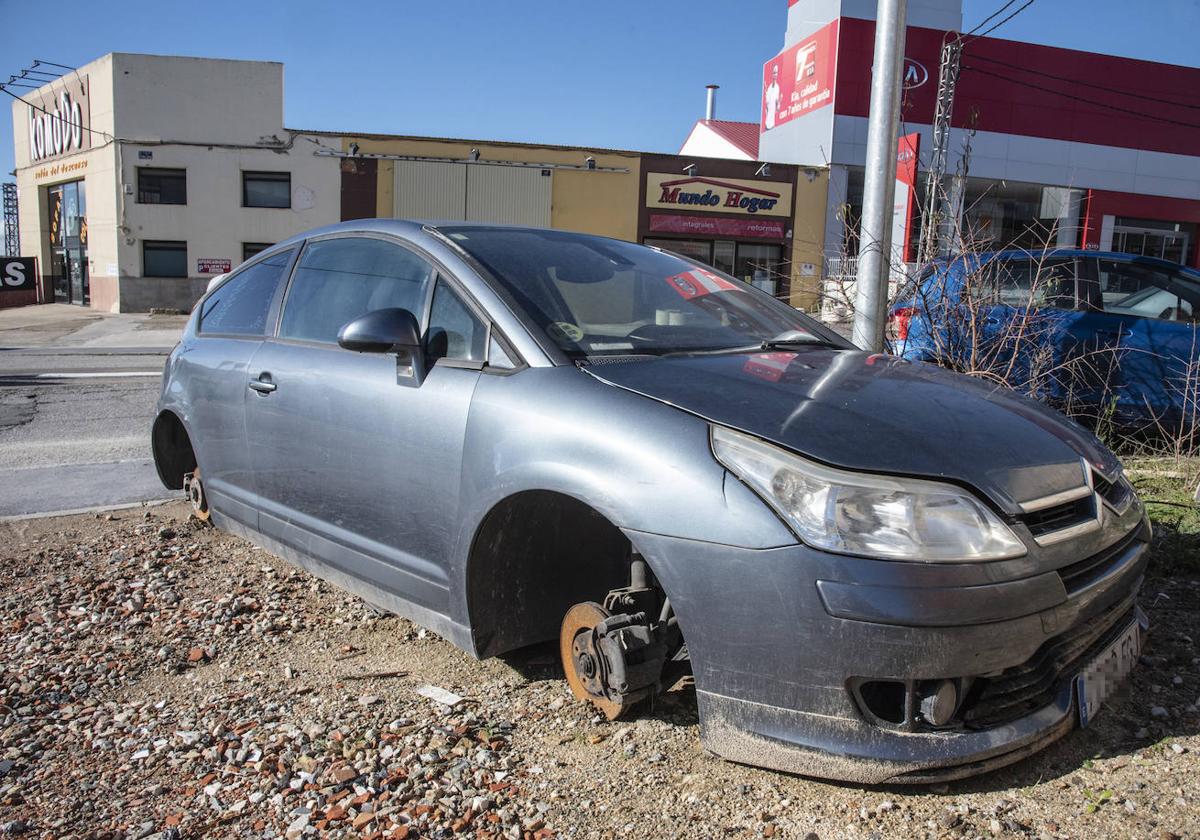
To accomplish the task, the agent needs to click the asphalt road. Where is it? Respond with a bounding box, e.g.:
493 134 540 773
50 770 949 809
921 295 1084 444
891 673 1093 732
0 352 175 518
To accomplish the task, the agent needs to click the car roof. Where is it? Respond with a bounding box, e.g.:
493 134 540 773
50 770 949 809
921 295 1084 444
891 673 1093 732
928 248 1200 279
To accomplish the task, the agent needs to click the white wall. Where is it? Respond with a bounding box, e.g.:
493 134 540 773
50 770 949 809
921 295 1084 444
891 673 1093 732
831 115 1200 200
118 138 341 279
786 0 962 47
111 54 285 146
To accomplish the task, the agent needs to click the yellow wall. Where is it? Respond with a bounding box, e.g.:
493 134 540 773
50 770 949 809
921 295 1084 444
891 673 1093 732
341 136 641 241
337 135 827 310
787 167 829 312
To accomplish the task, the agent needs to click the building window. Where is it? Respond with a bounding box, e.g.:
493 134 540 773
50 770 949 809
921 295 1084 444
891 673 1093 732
243 242 273 261
143 240 188 277
137 168 187 205
243 171 291 208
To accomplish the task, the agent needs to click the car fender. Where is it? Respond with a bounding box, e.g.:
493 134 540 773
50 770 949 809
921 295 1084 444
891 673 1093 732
447 366 795 625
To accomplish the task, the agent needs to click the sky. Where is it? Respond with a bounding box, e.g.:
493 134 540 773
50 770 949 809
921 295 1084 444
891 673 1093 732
3 0 1199 176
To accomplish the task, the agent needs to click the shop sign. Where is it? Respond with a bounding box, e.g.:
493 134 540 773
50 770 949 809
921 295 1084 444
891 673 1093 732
648 214 787 240
32 157 89 182
903 58 929 89
761 20 839 132
646 174 792 218
27 77 91 164
197 258 232 274
0 258 37 292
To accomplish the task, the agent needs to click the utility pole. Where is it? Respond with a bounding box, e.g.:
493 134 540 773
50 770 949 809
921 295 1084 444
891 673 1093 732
2 183 16 258
852 0 909 352
917 37 963 266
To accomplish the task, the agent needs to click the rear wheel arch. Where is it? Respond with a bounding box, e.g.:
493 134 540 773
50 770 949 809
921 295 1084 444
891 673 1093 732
151 410 197 490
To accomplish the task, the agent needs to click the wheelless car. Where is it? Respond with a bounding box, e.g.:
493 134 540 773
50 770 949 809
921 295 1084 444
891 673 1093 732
890 249 1200 431
154 222 1149 783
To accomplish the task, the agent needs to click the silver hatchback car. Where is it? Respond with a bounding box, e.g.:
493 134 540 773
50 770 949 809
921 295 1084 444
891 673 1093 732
154 220 1149 784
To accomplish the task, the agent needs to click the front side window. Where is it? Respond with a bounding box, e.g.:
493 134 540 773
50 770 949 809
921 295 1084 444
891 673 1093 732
137 168 187 204
443 227 829 357
279 237 435 344
1096 259 1200 322
143 240 187 278
426 279 486 362
200 247 296 336
243 171 291 208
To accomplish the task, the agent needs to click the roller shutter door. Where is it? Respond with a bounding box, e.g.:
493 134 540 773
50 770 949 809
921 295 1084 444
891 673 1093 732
465 165 551 226
394 161 466 221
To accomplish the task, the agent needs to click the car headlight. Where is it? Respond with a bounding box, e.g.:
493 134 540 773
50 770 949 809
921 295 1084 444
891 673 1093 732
711 426 1026 562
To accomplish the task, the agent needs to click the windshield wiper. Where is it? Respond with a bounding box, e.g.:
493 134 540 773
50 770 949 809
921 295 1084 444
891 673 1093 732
758 336 828 351
714 332 832 353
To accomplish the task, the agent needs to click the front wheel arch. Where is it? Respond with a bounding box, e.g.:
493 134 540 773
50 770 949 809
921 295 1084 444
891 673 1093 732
465 489 681 660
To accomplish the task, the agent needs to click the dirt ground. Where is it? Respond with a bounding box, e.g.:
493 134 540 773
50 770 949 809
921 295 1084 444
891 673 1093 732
0 500 1197 840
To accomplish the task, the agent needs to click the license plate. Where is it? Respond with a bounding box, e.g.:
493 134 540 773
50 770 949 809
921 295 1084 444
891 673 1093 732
1075 608 1146 728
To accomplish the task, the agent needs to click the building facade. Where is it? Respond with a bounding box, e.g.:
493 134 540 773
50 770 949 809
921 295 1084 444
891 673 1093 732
12 53 827 313
13 54 340 312
683 0 1200 280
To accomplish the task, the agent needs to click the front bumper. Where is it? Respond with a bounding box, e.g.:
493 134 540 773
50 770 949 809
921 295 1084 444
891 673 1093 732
628 515 1150 785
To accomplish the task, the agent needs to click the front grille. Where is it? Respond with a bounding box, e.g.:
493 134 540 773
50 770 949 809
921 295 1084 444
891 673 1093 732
961 596 1136 729
1057 529 1141 593
1021 496 1095 538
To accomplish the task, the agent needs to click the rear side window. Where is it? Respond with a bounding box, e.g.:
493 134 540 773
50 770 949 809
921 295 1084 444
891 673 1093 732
279 237 435 344
199 247 296 336
981 259 1076 309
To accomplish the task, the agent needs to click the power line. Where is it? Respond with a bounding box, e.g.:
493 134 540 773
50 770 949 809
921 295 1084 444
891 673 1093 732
961 63 1200 131
963 0 1019 36
966 52 1200 113
968 0 1036 41
0 85 115 142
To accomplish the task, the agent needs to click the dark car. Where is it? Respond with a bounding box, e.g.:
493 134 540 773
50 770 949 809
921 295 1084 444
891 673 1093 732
890 249 1200 431
153 221 1148 784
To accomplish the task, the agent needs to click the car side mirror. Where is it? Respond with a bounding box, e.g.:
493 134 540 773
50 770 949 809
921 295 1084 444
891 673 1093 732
337 308 426 386
338 307 420 353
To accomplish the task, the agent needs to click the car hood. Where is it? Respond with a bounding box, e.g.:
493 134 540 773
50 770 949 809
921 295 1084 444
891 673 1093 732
582 347 1118 513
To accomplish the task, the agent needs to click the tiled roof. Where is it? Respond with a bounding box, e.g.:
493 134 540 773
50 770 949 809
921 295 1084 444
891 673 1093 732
701 120 759 159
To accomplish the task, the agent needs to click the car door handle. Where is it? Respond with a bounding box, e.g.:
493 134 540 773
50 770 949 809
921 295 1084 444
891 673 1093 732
249 374 277 394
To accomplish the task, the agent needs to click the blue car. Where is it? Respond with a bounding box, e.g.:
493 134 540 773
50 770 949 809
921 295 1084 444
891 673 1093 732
890 249 1200 431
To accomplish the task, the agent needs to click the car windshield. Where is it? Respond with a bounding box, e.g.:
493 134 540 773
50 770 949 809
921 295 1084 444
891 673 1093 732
443 227 828 357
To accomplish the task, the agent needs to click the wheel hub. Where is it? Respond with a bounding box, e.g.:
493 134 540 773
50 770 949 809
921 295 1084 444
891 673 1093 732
560 601 629 720
182 469 210 521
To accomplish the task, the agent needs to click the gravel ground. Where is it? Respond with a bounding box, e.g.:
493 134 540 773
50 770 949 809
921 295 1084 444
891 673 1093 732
0 502 1197 840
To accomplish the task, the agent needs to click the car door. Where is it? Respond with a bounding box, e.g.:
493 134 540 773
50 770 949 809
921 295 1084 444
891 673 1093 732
1073 256 1200 427
244 234 491 613
177 246 297 528
972 256 1081 394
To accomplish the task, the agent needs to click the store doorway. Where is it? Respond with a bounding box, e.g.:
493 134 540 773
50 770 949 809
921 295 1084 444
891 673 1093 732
1112 218 1193 265
643 238 787 297
47 180 89 305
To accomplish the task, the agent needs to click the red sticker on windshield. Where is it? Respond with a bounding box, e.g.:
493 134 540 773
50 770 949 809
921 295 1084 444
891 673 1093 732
665 269 739 300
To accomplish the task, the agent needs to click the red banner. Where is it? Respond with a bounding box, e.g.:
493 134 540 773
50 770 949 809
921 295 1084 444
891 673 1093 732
648 214 787 240
761 20 839 133
893 132 921 263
